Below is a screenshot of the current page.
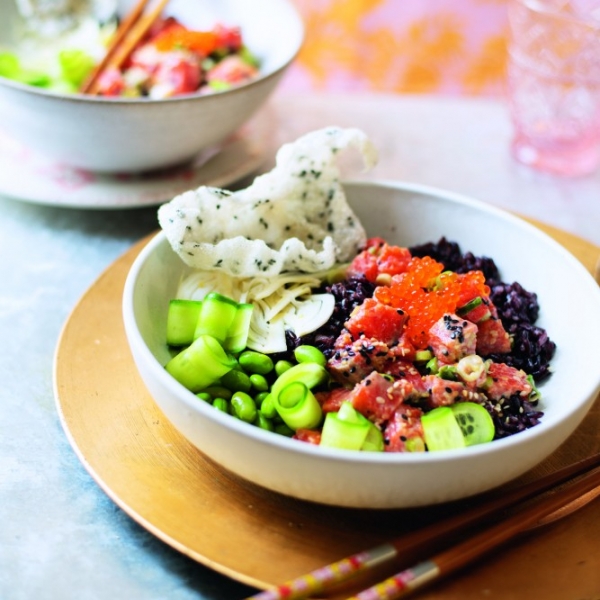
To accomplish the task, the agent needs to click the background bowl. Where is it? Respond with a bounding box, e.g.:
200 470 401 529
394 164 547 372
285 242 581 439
0 0 303 173
123 180 600 509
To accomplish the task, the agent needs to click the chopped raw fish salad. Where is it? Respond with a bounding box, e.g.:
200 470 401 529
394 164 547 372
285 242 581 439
158 127 555 453
0 15 259 97
94 18 260 98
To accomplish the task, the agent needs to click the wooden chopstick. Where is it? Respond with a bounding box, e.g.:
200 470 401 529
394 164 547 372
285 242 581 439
80 0 170 95
80 0 150 94
246 452 600 600
347 463 600 600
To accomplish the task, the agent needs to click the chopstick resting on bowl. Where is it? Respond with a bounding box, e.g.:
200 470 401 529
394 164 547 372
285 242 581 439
80 0 170 95
246 452 600 600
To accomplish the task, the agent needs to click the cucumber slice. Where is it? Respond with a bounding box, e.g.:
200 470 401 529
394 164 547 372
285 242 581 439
320 412 370 450
335 402 384 452
194 292 238 344
274 381 323 431
451 402 495 446
165 334 237 392
361 424 384 452
166 299 202 346
421 407 466 451
223 303 253 354
422 402 495 451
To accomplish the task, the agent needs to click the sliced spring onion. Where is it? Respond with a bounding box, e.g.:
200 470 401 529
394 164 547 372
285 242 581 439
165 334 236 393
456 296 483 316
414 349 433 363
166 299 203 346
426 356 439 374
456 354 486 382
438 364 458 380
526 374 542 402
274 382 323 430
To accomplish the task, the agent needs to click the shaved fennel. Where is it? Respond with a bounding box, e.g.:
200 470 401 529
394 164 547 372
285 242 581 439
176 269 336 353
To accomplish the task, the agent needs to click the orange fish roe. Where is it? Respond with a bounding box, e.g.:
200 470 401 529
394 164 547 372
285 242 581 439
154 26 218 55
374 256 490 349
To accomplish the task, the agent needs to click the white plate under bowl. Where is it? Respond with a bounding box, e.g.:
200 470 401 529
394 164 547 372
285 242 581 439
0 108 270 209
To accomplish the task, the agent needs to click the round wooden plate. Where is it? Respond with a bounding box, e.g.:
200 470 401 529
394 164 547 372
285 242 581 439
53 219 600 599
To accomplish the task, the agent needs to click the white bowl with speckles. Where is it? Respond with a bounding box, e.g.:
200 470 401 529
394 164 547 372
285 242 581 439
0 0 303 173
122 180 600 508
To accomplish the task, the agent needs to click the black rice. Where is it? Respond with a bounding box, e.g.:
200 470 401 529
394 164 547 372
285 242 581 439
481 395 544 440
285 275 376 359
487 282 556 382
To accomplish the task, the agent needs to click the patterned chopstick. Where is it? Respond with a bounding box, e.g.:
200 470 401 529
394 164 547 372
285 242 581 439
347 464 600 600
248 543 398 600
245 452 600 600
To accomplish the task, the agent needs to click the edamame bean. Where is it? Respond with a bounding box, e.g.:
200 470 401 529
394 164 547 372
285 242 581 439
203 385 232 400
255 413 274 432
238 350 274 375
231 391 257 423
293 344 327 366
196 392 212 402
212 397 229 413
274 423 295 437
254 391 270 408
249 373 269 392
259 394 277 419
274 359 293 377
221 369 252 393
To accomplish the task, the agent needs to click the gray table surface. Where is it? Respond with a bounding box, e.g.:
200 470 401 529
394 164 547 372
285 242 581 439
1 92 599 600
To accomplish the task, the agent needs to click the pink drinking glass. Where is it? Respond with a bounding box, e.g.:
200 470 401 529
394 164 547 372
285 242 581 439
508 0 600 176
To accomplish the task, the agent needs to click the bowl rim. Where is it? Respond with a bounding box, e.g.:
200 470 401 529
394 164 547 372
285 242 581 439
122 179 600 466
0 0 304 104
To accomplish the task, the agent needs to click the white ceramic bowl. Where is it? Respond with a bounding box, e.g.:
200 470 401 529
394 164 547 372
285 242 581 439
0 0 303 172
123 181 600 509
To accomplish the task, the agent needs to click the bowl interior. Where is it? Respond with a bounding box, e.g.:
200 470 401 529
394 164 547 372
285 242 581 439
133 180 600 443
0 0 304 82
161 0 304 76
